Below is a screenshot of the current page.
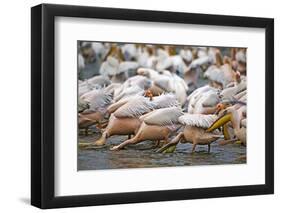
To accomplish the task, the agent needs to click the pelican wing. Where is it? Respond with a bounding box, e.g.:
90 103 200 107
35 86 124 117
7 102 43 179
234 90 247 100
114 96 155 118
201 92 220 107
124 75 152 90
187 85 211 102
143 107 183 126
107 97 130 114
153 76 171 91
114 85 143 102
86 89 113 112
152 93 180 109
179 114 217 128
87 75 111 87
204 65 221 81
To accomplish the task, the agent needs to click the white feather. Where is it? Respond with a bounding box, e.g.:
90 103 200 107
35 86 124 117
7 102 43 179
114 85 143 102
84 89 113 112
152 93 180 109
114 96 155 118
179 114 217 129
143 107 183 126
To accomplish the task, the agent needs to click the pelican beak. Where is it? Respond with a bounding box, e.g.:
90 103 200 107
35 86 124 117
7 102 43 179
156 144 177 153
162 144 177 153
222 124 231 140
206 113 232 132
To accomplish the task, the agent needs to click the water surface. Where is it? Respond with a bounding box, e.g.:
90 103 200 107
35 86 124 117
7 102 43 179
78 133 246 170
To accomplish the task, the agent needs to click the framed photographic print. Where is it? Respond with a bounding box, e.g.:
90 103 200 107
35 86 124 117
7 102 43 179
31 3 274 209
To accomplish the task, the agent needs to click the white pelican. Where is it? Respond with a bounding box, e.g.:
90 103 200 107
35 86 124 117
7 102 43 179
80 42 96 63
91 42 109 59
146 72 188 106
137 68 166 81
92 93 180 147
230 48 247 75
99 56 138 83
187 85 220 114
110 107 183 151
92 96 155 146
220 77 246 101
204 63 236 89
79 89 113 135
136 45 157 69
121 44 137 61
121 75 152 91
179 48 193 66
105 76 147 100
182 50 214 89
206 105 246 145
155 48 173 71
137 67 188 105
157 114 223 153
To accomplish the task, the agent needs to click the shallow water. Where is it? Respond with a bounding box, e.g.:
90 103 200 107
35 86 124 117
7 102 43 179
78 133 246 171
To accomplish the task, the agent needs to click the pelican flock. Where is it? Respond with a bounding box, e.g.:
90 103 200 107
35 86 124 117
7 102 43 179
78 42 247 160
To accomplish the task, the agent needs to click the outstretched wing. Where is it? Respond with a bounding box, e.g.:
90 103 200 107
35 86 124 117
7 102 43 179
114 85 143 102
143 107 183 126
179 114 217 129
114 96 155 118
152 93 180 109
86 89 113 112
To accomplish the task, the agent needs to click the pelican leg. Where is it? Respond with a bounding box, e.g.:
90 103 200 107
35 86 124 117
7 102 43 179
191 143 197 153
208 144 211 153
110 137 138 151
93 131 107 146
85 127 88 136
78 131 108 149
152 140 160 149
128 134 131 139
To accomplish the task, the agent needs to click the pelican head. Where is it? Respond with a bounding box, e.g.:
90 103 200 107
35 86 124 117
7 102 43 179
214 102 231 115
214 98 246 115
207 107 236 132
144 90 153 101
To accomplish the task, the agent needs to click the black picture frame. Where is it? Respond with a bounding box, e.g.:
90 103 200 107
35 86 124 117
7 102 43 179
31 3 274 209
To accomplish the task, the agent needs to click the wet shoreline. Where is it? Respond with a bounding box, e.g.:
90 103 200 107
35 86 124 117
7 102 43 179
78 133 246 170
